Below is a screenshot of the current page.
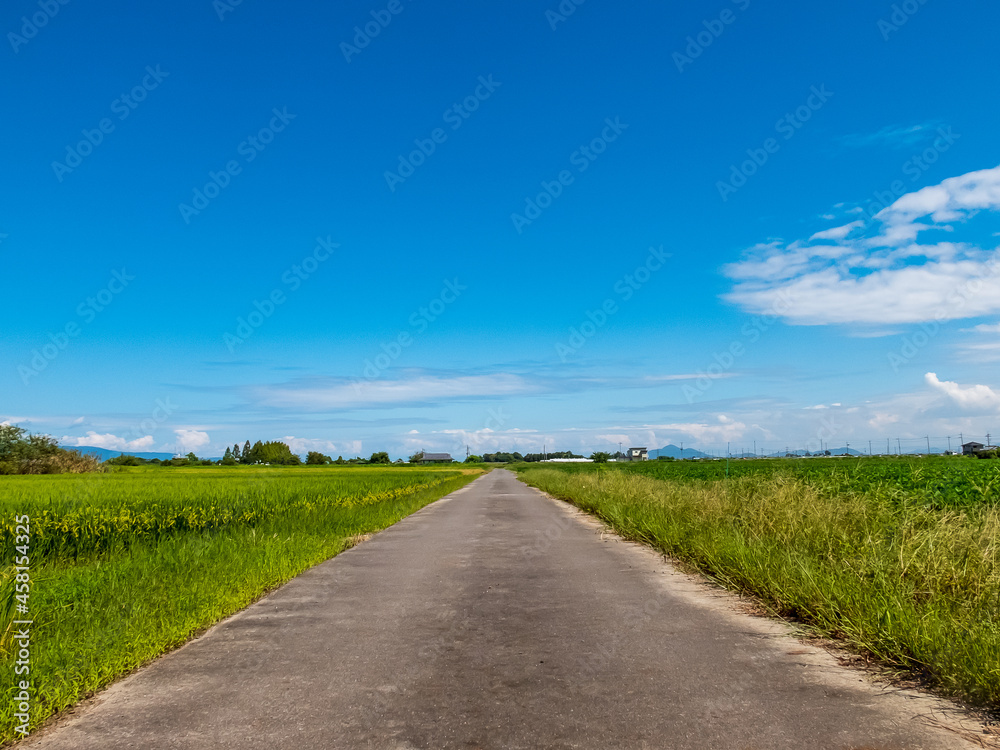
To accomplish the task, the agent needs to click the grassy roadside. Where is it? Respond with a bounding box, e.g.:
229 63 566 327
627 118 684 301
0 469 482 742
516 465 1000 708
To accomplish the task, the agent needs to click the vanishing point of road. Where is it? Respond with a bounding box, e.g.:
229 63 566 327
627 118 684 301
25 470 987 749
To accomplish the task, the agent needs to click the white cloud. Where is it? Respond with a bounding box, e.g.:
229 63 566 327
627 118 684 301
60 432 155 452
623 416 748 443
174 429 210 454
254 373 535 410
724 164 1000 326
643 373 737 382
837 123 940 150
280 436 340 455
963 322 1000 334
71 416 85 426
868 412 900 430
925 372 1000 411
396 427 552 455
809 221 863 241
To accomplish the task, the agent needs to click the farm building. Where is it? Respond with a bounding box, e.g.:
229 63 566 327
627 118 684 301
962 441 985 455
421 452 453 464
626 447 648 461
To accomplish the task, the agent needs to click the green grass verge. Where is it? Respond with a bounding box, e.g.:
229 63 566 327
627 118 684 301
0 469 482 742
516 464 1000 708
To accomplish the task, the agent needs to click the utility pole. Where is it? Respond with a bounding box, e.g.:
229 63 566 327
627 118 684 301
466 445 470 459
897 437 901 455
887 438 890 455
868 440 872 456
926 436 931 455
680 442 683 460
753 440 756 458
947 436 951 453
989 433 993 448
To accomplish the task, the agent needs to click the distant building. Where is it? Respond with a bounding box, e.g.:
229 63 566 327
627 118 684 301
421 452 453 463
962 441 986 455
626 447 648 461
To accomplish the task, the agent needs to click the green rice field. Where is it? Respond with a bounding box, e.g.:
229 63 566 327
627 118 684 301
0 465 483 742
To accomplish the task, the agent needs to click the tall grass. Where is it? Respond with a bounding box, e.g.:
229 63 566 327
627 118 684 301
517 466 1000 707
0 467 482 741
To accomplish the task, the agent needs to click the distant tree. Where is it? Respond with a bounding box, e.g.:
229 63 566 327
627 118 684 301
409 452 424 464
590 452 611 463
105 454 143 466
222 447 237 466
306 451 331 465
334 455 345 464
248 441 301 465
465 454 482 463
186 452 199 464
824 450 831 456
233 443 241 461
481 452 524 463
369 451 391 464
241 440 252 464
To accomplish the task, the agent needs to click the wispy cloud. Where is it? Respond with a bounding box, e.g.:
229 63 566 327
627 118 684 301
837 122 941 150
252 373 539 411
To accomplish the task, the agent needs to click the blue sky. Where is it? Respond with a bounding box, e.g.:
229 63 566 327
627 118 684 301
4 0 1000 458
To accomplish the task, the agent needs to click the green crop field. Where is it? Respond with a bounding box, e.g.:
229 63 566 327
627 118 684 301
515 457 1000 708
0 465 483 741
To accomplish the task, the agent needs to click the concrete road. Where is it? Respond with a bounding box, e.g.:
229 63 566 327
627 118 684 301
26 470 988 749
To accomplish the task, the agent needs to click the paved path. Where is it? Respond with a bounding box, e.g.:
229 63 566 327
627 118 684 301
26 470 986 749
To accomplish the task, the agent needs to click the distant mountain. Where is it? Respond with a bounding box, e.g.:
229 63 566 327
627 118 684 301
70 446 175 462
764 447 866 457
648 444 710 459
